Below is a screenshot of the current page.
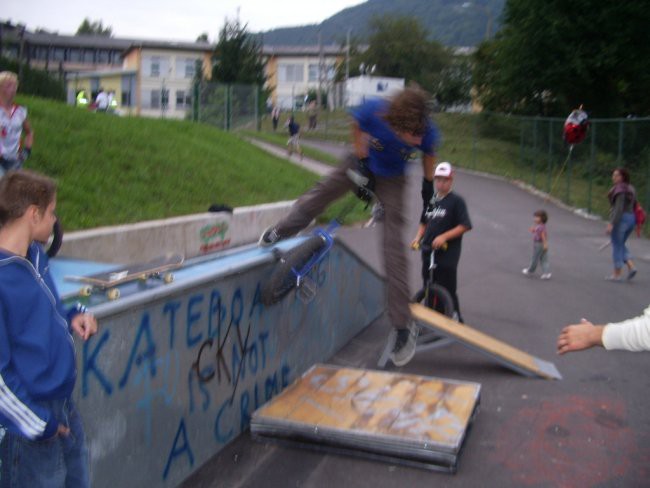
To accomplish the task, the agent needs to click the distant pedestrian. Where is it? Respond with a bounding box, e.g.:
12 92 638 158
271 106 280 131
307 100 317 130
522 209 551 279
286 115 303 159
605 167 637 281
95 87 108 112
0 71 33 177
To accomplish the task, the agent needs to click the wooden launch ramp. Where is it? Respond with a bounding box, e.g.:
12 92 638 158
378 303 561 380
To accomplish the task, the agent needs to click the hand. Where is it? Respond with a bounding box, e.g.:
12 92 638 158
606 223 613 235
431 236 448 250
556 319 604 355
421 178 433 206
410 239 421 251
57 424 70 437
18 147 31 163
71 313 98 341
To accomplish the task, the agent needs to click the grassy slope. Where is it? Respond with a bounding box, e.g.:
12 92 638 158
20 96 321 230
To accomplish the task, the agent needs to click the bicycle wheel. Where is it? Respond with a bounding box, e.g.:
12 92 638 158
424 283 455 318
261 236 327 306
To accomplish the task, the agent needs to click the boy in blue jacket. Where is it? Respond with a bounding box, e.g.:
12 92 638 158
0 170 97 487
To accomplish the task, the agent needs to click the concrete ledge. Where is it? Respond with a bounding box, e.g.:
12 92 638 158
59 201 295 263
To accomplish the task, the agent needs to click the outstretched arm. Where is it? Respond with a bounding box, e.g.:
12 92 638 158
557 319 605 354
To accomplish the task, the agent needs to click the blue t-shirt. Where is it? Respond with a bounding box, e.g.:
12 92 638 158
350 98 439 177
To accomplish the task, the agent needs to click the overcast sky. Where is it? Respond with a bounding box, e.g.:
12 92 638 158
4 0 366 41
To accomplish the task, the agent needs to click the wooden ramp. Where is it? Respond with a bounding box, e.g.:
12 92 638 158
383 303 560 380
251 364 481 473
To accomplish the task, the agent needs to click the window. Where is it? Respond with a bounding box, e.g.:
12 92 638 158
277 63 303 83
150 90 160 109
185 59 197 78
150 57 160 77
68 48 82 62
175 90 192 109
308 64 319 82
96 50 109 64
121 75 135 107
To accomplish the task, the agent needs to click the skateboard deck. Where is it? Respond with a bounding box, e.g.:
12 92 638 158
65 253 184 299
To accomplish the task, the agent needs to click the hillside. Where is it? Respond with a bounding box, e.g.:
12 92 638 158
18 97 320 230
258 0 505 47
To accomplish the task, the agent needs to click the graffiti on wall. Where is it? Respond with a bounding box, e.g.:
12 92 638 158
75 244 383 488
199 221 231 254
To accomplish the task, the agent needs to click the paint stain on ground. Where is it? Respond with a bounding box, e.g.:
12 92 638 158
488 395 649 487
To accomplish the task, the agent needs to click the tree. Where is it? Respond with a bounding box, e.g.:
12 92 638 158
211 19 266 86
76 18 113 37
350 15 451 92
435 56 473 109
473 0 650 116
196 33 209 43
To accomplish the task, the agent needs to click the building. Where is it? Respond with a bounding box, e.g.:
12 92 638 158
344 75 405 107
262 45 343 110
1 21 346 118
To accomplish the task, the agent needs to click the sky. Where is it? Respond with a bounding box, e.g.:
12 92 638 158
4 0 366 41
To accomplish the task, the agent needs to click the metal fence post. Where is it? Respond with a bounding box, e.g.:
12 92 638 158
588 122 596 213
617 119 623 164
546 120 553 193
532 117 538 186
472 116 478 170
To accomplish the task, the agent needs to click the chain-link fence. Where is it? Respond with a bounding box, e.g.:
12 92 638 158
439 113 650 227
193 82 262 131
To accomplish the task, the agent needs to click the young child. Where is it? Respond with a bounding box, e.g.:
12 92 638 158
412 162 472 322
0 170 97 487
0 71 34 177
522 209 551 279
286 115 303 159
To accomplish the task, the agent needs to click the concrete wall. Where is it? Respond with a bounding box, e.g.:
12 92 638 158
72 239 385 487
59 201 295 263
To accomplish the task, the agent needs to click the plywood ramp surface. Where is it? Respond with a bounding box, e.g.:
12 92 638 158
410 303 561 380
252 364 481 471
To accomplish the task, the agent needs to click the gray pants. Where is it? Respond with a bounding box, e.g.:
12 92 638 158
527 241 550 274
274 152 410 330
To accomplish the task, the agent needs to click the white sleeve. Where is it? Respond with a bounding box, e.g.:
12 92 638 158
602 305 650 351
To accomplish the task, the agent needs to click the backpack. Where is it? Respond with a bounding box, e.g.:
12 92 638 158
634 200 646 237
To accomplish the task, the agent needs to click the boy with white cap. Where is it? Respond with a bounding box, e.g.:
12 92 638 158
411 162 472 322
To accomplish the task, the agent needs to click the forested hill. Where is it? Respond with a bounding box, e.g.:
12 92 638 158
257 0 505 47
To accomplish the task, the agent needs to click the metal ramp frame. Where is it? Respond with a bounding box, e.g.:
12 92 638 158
378 303 562 380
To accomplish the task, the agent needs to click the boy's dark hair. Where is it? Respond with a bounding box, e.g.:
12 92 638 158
614 167 630 184
534 209 548 223
0 170 57 226
384 84 430 136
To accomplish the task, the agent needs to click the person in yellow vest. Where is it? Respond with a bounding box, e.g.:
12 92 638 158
107 91 118 113
76 90 88 108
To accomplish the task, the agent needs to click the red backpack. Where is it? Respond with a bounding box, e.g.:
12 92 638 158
634 200 646 237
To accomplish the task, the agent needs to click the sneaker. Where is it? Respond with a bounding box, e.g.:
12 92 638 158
390 321 419 367
522 268 532 276
258 226 281 247
605 275 623 282
540 273 552 280
627 269 637 281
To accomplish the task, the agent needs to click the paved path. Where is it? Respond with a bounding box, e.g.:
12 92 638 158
184 138 650 488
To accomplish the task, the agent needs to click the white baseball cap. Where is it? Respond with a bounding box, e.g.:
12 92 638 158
434 162 453 177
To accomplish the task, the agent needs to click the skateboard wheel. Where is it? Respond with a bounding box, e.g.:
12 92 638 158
107 288 120 300
163 272 174 284
80 286 92 297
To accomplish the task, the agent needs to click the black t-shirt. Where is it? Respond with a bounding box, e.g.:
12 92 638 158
421 191 472 267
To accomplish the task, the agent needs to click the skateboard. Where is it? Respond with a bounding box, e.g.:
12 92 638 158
65 253 184 300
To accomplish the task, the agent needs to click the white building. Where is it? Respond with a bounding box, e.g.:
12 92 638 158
345 75 405 107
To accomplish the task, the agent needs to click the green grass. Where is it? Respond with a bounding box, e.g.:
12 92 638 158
20 96 323 230
239 130 340 166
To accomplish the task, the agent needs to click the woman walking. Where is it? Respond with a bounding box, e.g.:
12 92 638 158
606 167 637 281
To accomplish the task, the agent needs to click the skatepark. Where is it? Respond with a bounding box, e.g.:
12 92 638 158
51 141 650 487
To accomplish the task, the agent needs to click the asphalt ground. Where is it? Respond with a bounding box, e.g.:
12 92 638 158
182 140 650 488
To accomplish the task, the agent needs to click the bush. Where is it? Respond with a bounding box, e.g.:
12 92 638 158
0 57 65 101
